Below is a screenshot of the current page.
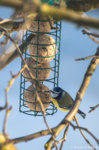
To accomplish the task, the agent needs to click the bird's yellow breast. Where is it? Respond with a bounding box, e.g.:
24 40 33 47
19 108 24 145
51 97 69 112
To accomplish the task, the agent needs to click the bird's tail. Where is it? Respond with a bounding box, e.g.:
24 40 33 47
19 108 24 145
78 109 86 119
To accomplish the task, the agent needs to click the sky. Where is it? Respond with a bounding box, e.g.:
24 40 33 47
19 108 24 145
0 6 99 150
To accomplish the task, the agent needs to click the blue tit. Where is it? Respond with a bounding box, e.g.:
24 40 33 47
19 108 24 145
51 87 86 119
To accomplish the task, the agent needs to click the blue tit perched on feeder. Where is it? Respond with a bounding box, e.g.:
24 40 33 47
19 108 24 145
51 87 86 119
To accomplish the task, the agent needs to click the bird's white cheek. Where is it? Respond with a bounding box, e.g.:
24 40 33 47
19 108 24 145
51 93 58 98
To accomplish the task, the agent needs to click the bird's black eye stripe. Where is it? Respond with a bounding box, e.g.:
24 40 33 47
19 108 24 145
50 90 59 94
55 91 62 100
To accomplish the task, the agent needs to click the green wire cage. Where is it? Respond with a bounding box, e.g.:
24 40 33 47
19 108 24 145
19 0 62 116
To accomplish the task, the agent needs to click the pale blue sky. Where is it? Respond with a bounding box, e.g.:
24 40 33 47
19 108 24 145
0 6 99 150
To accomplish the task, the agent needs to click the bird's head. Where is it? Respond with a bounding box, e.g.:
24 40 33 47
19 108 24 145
50 87 63 99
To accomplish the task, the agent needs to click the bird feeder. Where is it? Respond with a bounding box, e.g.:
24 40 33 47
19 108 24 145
19 0 61 116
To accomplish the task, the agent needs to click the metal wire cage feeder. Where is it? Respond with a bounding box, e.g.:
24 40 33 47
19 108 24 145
19 0 62 116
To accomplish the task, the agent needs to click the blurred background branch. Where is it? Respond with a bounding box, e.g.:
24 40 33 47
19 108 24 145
0 0 99 30
0 0 99 72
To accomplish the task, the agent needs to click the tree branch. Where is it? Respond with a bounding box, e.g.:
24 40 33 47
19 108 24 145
0 33 34 70
59 125 69 150
45 47 99 150
0 129 51 148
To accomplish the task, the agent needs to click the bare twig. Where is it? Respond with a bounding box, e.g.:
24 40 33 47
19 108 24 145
61 119 99 146
52 137 67 149
75 55 99 61
82 29 99 38
2 104 12 136
2 65 26 136
3 87 11 135
89 104 99 113
51 125 69 149
2 88 9 136
59 125 69 150
82 29 99 44
6 66 26 92
0 106 7 111
74 116 97 150
35 91 54 136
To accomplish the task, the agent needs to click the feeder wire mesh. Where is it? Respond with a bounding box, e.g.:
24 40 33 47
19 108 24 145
20 0 62 116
